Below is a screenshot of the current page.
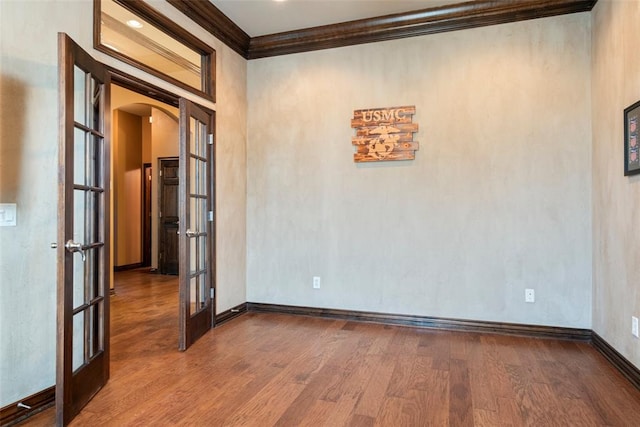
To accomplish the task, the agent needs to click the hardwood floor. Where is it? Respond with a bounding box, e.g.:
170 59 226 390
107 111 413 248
20 269 640 426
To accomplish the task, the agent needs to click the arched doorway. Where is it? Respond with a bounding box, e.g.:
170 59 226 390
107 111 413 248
111 89 179 276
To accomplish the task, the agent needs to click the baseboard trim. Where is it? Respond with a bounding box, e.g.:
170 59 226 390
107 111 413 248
0 386 54 426
246 302 592 341
216 303 248 326
113 263 144 272
591 332 640 390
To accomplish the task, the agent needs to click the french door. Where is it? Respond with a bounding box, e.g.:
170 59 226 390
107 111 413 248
56 33 111 426
178 99 216 351
57 34 216 424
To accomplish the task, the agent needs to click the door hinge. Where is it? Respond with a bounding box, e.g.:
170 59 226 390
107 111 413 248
208 134 214 145
159 170 163 177
159 211 162 218
208 210 214 222
210 288 215 298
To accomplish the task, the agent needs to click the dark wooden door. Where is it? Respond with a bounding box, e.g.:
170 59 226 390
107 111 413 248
178 98 216 351
56 33 111 426
158 158 179 275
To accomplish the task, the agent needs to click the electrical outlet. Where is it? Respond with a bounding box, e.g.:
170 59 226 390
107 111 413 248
525 288 535 303
313 276 321 289
632 316 639 338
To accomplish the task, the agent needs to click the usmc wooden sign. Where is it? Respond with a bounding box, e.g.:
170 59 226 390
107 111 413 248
351 106 418 162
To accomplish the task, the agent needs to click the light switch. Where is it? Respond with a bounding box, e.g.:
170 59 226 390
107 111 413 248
0 203 17 226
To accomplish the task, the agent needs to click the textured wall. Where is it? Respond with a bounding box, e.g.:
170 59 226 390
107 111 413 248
592 0 640 367
247 13 593 328
113 110 143 266
0 0 65 408
0 0 247 406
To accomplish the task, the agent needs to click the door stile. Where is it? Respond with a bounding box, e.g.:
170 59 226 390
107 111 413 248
208 121 217 331
56 32 74 426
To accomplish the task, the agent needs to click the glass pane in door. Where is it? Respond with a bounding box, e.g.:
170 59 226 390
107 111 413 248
72 313 84 371
73 65 86 125
70 65 105 371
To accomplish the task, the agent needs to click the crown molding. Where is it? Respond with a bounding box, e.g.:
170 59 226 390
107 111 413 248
166 0 250 58
167 0 597 60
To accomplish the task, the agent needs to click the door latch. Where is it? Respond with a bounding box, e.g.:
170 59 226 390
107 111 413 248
65 240 86 262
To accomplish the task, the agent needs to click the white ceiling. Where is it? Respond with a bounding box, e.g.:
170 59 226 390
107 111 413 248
209 0 461 37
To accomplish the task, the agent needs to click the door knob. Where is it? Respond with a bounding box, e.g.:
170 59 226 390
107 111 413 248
65 240 86 262
186 229 197 237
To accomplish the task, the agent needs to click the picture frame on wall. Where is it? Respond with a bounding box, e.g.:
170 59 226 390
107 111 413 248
624 99 640 176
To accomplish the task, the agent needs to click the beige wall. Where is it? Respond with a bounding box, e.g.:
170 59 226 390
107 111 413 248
113 109 143 266
592 0 640 367
142 117 152 164
247 13 593 328
0 0 247 406
0 0 63 406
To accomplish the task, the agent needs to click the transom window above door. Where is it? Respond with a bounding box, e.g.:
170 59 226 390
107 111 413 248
95 0 216 101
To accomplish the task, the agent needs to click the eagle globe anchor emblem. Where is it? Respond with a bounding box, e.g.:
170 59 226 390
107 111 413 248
366 125 401 160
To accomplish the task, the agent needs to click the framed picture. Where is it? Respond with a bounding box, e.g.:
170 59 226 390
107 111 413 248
624 100 640 176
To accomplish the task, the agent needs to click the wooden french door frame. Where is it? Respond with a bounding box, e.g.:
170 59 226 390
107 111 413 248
56 33 111 426
178 99 216 351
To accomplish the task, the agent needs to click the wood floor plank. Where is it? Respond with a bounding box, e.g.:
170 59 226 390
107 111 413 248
473 408 501 426
400 389 447 425
580 371 640 425
372 396 408 427
418 330 451 370
449 358 474 426
496 397 522 426
16 269 640 427
273 334 361 425
223 381 306 426
352 355 396 418
363 324 397 356
297 399 339 426
467 339 498 413
556 397 602 427
482 337 517 401
450 331 480 361
348 413 375 427
320 334 375 402
420 368 450 412
405 354 434 391
385 355 416 398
